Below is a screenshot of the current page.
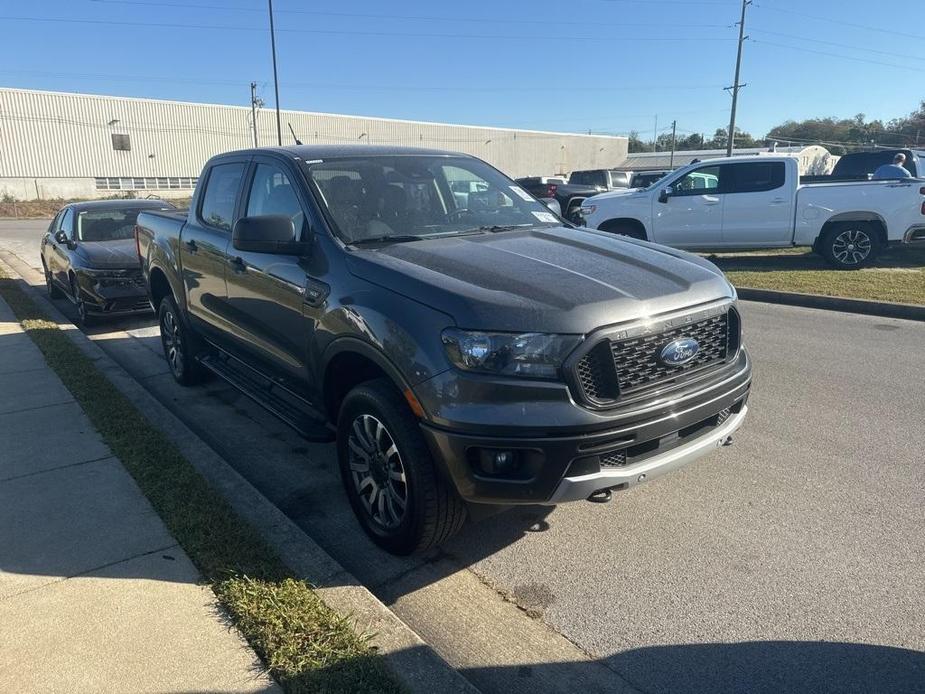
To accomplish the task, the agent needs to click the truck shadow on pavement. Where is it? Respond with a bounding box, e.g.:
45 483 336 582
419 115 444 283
456 639 925 694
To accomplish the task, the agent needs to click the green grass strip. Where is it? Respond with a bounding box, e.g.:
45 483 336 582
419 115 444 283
710 246 925 306
0 271 402 694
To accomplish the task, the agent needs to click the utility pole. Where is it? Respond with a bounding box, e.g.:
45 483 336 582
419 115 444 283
249 82 259 147
669 120 677 169
725 0 751 157
268 0 282 146
653 114 658 152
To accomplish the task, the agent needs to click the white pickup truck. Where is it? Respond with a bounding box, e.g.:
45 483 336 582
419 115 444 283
580 156 925 268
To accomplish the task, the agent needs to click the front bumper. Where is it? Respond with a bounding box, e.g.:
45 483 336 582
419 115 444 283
546 404 746 503
75 272 152 316
420 348 751 505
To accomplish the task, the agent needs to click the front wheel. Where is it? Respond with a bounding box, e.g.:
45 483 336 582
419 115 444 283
44 263 63 299
819 223 880 269
158 295 204 385
70 276 94 328
337 379 467 554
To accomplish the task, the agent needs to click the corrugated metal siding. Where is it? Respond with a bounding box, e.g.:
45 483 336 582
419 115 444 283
0 88 627 179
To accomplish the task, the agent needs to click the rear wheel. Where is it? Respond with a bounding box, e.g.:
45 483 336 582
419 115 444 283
158 295 204 385
819 222 881 269
337 378 466 554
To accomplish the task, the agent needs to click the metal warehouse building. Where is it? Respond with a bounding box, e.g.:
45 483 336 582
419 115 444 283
0 87 627 200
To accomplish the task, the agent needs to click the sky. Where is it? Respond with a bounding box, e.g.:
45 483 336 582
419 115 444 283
1 0 923 141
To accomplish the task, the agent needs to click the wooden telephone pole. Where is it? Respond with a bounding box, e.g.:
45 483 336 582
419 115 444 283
726 0 751 157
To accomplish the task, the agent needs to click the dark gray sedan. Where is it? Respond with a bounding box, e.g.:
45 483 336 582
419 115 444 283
40 199 176 325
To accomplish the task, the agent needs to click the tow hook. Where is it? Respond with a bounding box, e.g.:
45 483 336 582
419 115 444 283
722 435 734 446
587 489 613 503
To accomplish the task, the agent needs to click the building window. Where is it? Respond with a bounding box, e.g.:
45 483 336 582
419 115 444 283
94 176 198 191
111 134 132 151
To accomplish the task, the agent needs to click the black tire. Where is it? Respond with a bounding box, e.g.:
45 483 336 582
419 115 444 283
70 276 95 328
158 295 204 386
337 378 467 554
819 222 881 270
600 221 647 240
43 262 63 299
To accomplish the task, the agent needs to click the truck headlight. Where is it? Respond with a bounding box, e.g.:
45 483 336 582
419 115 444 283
441 329 582 379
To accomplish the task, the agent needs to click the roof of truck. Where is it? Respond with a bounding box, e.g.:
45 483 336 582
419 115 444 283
66 199 176 213
218 144 467 160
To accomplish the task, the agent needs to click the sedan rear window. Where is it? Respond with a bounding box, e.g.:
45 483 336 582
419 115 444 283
76 208 170 242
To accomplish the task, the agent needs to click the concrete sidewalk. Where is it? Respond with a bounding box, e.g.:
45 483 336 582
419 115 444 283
0 295 279 693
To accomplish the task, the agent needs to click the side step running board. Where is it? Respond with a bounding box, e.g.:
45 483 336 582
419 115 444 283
198 351 336 442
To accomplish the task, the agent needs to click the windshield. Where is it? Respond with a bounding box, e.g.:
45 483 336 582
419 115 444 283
76 208 167 242
303 155 562 243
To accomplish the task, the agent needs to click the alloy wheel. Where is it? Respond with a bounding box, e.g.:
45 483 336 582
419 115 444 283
347 414 408 529
832 229 872 265
160 307 184 377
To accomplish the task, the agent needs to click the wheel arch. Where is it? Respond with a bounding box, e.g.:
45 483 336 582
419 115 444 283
321 338 418 422
598 217 649 240
819 212 887 246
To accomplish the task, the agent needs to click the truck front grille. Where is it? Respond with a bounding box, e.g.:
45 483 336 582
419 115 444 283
574 309 737 407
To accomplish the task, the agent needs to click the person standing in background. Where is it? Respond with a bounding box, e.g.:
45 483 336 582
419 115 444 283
872 153 912 179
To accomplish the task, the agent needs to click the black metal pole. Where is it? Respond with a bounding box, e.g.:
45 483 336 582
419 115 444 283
268 0 282 146
250 81 259 147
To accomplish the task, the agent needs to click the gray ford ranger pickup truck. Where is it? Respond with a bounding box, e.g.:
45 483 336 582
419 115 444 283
136 145 751 555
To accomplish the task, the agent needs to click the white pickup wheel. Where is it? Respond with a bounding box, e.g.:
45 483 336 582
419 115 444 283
819 222 880 269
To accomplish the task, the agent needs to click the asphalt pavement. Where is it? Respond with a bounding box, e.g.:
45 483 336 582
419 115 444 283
3 218 923 694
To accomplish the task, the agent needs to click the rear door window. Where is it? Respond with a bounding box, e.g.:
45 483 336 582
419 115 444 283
730 162 785 193
199 162 246 231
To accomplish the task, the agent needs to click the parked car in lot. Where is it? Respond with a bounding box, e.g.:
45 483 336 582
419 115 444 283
515 176 600 223
581 156 925 268
630 170 672 188
41 199 176 325
569 168 633 190
136 145 751 554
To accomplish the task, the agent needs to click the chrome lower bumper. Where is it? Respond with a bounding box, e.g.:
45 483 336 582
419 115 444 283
545 405 748 504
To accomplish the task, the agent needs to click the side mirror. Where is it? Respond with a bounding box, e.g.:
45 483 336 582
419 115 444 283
658 186 673 204
232 215 310 255
54 230 69 244
542 198 561 216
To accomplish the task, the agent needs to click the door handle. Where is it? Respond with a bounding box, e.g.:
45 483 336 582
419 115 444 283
185 239 198 253
770 197 787 204
702 196 720 205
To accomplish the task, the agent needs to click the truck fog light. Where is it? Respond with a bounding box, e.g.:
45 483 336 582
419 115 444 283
475 449 520 476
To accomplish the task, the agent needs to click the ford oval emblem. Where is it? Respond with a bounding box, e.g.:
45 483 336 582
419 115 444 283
658 338 700 367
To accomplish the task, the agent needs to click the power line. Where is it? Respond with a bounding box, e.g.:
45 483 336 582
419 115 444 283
88 0 733 29
0 69 725 92
750 39 925 74
754 4 925 42
751 28 925 63
0 15 736 42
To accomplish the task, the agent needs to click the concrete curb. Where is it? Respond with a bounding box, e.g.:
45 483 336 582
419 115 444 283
0 251 478 694
736 286 925 322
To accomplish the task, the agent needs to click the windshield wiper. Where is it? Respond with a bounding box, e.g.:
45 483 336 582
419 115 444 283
350 234 422 246
466 224 536 234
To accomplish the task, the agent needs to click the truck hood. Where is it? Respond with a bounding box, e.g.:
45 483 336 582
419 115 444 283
345 226 733 334
588 188 648 203
74 239 141 270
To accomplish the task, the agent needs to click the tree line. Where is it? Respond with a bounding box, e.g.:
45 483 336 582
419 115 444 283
626 100 925 155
